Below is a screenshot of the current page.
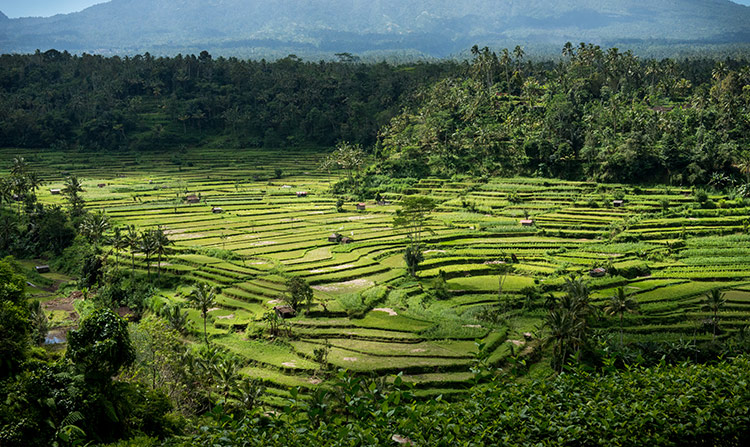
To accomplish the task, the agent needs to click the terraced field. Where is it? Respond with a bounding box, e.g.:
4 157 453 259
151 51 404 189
6 147 750 402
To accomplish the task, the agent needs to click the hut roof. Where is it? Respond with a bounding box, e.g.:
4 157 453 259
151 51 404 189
273 305 296 318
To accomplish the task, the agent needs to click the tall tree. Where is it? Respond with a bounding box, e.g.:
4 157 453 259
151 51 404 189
150 226 173 278
603 287 639 345
62 176 85 218
188 283 217 344
704 288 726 341
80 211 110 247
393 195 437 277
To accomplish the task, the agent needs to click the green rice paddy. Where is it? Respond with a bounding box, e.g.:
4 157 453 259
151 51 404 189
6 146 750 401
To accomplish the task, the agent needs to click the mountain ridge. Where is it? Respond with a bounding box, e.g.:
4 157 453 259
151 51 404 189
1 0 750 58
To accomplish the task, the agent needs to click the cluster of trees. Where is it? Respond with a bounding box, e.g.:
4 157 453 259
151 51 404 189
0 50 456 150
376 44 750 185
149 355 750 447
538 275 748 372
0 158 80 257
0 264 264 446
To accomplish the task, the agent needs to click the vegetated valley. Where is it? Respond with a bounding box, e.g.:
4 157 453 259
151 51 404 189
1 45 750 446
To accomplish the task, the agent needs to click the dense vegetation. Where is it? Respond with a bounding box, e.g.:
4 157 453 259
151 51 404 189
2 47 749 187
0 50 455 149
3 147 750 446
2 44 750 446
375 45 750 185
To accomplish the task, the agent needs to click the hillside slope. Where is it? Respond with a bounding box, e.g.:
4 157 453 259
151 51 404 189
1 0 750 56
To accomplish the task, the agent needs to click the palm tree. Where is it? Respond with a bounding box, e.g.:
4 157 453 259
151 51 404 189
189 283 217 344
10 157 28 177
704 288 726 341
737 154 750 185
213 358 240 401
603 287 639 345
150 226 173 278
233 379 265 412
544 307 582 373
139 230 158 282
0 178 12 208
126 225 140 276
80 211 110 246
162 303 188 333
62 176 85 216
545 276 596 372
110 226 130 267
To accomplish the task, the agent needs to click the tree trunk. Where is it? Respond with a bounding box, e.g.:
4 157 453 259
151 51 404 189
203 314 209 344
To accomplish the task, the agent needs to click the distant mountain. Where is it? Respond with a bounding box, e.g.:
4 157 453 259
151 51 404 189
2 0 750 58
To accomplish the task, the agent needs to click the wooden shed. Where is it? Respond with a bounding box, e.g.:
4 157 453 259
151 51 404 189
296 191 308 197
613 200 624 207
97 183 106 188
328 233 342 243
50 189 61 195
590 267 607 278
35 265 50 273
212 207 223 214
186 194 199 204
356 203 366 211
520 219 534 227
273 305 297 319
341 236 354 244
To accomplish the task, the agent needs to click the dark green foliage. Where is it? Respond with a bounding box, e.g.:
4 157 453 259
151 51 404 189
96 267 154 315
0 53 455 150
285 276 313 312
377 46 750 184
67 308 135 383
0 258 30 377
1 159 76 257
403 245 424 278
173 356 750 446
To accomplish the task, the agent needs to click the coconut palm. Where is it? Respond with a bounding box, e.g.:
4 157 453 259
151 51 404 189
162 303 188 333
80 211 110 246
545 276 597 372
10 157 28 177
62 176 85 216
126 225 140 276
544 307 584 373
0 178 12 207
188 283 217 344
233 379 265 412
139 230 158 282
213 358 240 401
110 226 130 267
704 288 726 340
150 226 173 278
604 287 639 345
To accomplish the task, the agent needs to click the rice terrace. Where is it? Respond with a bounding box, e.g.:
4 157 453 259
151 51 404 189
7 145 750 404
3 1 750 443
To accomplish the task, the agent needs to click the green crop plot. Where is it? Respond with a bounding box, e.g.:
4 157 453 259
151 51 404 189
9 145 750 399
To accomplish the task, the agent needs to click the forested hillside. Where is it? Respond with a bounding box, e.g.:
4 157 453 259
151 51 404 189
2 46 748 186
374 44 750 185
0 50 456 149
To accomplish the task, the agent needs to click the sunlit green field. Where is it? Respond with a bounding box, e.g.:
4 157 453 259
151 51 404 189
6 146 750 402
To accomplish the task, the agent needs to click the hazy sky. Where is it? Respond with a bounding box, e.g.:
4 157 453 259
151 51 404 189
2 0 750 18
1 1 104 18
